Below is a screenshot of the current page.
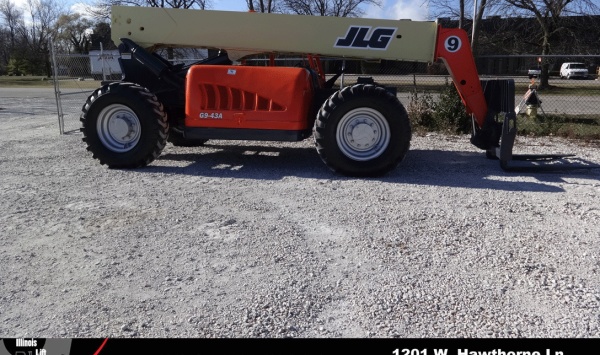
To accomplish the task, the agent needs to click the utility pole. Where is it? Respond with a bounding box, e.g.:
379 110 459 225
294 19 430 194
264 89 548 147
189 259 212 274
471 0 478 47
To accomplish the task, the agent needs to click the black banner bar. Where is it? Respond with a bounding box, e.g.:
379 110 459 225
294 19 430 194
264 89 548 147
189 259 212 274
1 338 596 355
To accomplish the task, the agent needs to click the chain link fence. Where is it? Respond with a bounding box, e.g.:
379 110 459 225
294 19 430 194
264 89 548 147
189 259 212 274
50 46 207 134
51 46 110 134
51 50 600 138
245 54 600 138
477 55 600 137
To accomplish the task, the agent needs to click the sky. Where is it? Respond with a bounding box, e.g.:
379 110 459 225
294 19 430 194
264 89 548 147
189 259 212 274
10 0 600 22
210 0 430 20
9 0 430 22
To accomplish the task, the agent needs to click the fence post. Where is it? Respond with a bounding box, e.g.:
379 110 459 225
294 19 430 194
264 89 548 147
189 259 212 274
100 42 107 82
50 40 64 135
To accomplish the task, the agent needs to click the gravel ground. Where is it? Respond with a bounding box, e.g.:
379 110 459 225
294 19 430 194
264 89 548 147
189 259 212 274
1 92 600 339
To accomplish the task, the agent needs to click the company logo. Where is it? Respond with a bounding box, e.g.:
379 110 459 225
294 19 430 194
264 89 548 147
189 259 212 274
335 26 397 50
2 338 47 355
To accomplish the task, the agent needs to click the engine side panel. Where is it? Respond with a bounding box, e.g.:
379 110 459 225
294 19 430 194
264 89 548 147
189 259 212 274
185 65 315 131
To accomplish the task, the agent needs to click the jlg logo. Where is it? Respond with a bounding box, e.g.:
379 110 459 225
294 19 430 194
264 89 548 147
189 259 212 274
335 26 397 50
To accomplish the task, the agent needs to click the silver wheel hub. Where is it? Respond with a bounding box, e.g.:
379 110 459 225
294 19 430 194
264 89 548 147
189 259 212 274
97 104 141 153
336 107 390 161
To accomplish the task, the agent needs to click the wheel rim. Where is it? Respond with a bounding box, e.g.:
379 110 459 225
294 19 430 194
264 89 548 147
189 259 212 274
96 104 141 153
336 107 391 161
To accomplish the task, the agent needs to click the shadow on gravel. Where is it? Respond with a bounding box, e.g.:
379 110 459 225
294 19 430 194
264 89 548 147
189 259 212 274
393 149 599 192
146 143 599 192
153 143 327 179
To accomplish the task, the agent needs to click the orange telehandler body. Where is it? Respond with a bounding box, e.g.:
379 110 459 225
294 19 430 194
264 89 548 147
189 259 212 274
79 6 598 175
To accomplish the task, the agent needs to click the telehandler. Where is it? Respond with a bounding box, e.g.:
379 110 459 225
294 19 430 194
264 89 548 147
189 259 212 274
80 6 594 176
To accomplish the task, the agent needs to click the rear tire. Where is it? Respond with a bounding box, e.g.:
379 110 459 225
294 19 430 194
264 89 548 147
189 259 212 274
314 84 411 177
80 82 168 168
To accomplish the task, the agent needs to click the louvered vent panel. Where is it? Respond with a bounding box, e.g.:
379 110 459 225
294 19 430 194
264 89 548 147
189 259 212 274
199 84 286 112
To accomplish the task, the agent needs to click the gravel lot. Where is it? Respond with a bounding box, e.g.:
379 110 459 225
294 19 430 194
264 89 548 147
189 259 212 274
1 90 599 338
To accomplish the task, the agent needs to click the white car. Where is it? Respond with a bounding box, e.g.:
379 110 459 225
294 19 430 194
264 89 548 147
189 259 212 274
560 62 588 79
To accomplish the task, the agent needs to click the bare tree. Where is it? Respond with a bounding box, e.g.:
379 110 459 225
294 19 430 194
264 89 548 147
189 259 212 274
90 21 115 50
503 0 600 88
430 0 502 55
283 0 381 17
471 0 492 55
87 0 211 22
1 0 28 74
0 0 24 49
246 0 280 13
19 0 64 75
459 0 465 28
146 0 209 9
54 13 93 54
431 0 465 23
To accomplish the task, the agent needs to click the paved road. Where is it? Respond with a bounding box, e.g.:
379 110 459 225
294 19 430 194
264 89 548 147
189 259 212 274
0 87 57 99
0 87 94 133
0 88 59 120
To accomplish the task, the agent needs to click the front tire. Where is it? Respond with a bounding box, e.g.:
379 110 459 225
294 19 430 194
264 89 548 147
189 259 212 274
314 84 411 177
80 82 168 168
